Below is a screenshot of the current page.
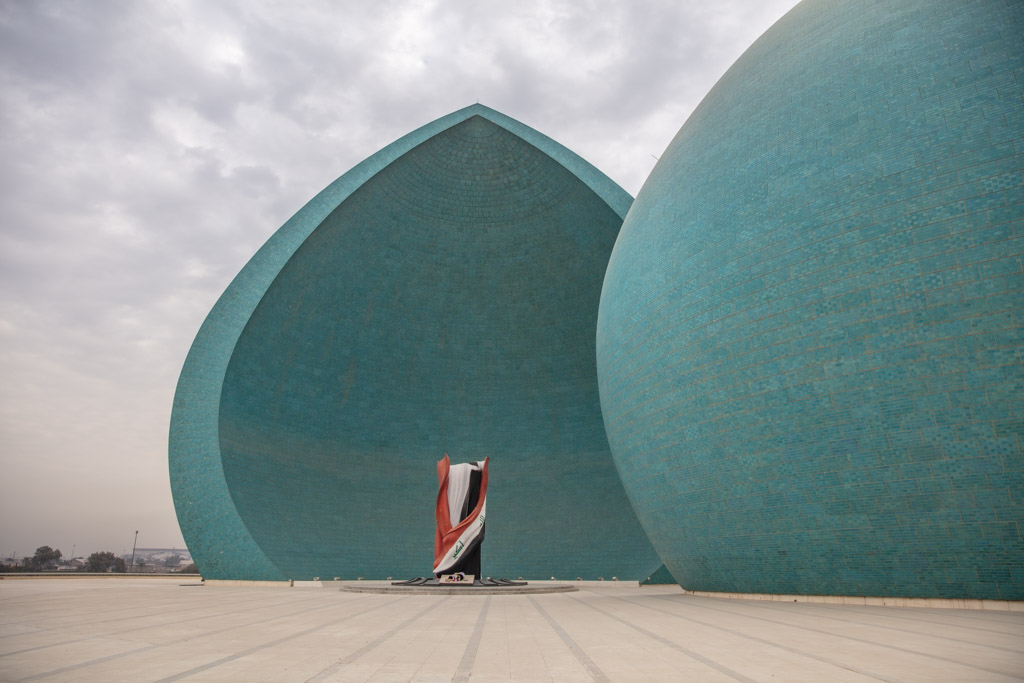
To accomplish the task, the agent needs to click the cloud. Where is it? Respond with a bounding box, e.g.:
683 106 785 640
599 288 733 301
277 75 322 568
0 0 799 558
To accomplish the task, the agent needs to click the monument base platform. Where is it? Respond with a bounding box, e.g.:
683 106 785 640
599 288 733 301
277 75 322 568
393 577 526 588
339 579 577 595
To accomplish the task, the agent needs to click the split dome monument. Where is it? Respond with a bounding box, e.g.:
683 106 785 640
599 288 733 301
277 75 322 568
171 0 1023 600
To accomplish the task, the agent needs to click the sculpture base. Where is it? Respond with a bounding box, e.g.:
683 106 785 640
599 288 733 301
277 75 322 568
338 579 577 595
392 577 526 587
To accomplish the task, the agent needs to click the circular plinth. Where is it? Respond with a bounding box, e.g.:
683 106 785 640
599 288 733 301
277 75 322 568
339 583 578 595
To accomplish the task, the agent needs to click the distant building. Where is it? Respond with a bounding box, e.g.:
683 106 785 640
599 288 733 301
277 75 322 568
126 548 193 572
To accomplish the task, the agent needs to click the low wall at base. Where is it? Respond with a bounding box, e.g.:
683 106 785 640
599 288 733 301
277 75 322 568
0 573 194 580
681 589 1024 611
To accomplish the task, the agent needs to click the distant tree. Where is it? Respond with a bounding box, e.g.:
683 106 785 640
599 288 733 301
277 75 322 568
29 546 62 571
180 563 200 574
1 558 28 572
86 551 127 573
163 554 182 568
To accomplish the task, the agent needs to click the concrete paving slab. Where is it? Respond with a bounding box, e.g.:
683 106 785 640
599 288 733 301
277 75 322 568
0 578 1021 682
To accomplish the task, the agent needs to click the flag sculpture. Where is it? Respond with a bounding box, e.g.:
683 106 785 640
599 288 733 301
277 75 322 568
434 455 488 578
390 455 526 588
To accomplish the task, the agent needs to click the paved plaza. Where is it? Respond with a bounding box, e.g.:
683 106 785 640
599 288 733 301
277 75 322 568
0 578 1021 682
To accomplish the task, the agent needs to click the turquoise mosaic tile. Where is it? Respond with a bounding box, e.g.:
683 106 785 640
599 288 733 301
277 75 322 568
597 0 1024 599
170 105 659 581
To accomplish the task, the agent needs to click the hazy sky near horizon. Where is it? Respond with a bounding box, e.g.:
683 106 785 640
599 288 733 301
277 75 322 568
0 0 799 560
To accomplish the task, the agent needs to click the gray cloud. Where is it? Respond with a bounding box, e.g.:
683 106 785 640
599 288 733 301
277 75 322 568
0 0 798 559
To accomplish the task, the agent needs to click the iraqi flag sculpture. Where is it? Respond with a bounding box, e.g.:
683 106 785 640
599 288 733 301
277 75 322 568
434 455 488 577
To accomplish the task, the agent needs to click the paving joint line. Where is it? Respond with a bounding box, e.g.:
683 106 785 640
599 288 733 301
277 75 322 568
453 596 491 683
651 592 1022 679
15 644 159 682
527 595 610 682
724 595 1024 654
569 591 757 683
0 593 328 658
153 596 407 682
595 589 896 682
306 598 447 682
807 600 1024 634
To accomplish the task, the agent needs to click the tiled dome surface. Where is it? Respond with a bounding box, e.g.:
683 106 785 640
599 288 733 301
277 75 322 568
597 0 1024 599
171 106 659 581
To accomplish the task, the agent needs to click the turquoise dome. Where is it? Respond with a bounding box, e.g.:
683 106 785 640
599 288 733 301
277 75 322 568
598 0 1024 599
170 105 660 581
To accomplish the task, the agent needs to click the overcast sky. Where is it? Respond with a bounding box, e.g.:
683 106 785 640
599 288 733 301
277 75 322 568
0 0 799 561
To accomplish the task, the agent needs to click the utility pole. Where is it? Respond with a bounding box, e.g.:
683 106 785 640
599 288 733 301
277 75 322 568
129 531 139 572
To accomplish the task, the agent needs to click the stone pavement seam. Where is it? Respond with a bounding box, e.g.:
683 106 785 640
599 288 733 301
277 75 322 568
568 592 757 683
654 594 1023 679
2 637 109 660
452 595 490 683
0 592 351 659
527 595 609 682
0 589 224 628
15 643 159 682
0 587 306 639
167 592 357 648
810 602 1024 632
153 596 407 682
305 597 448 682
729 596 1024 654
602 591 898 681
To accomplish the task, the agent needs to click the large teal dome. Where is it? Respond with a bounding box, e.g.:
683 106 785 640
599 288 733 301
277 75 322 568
171 105 660 581
598 0 1024 599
